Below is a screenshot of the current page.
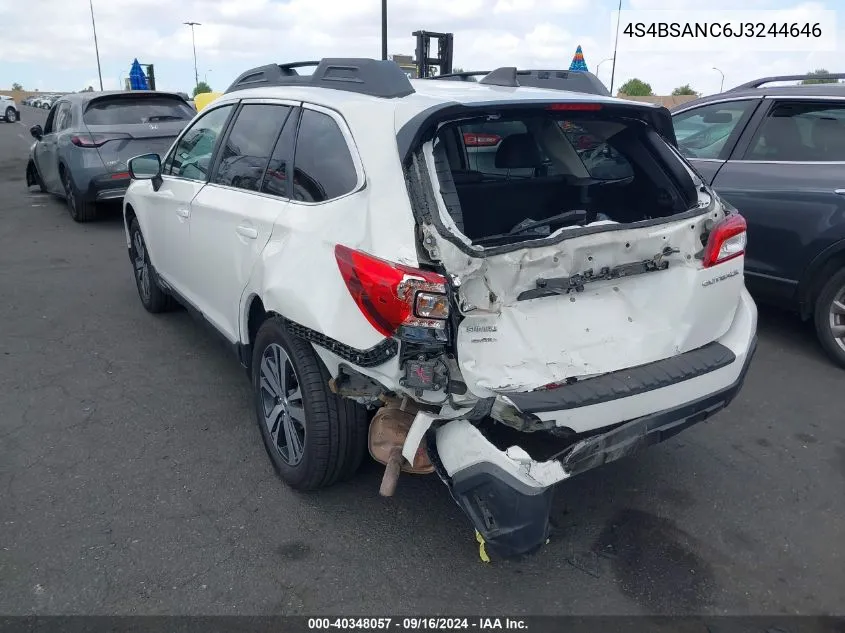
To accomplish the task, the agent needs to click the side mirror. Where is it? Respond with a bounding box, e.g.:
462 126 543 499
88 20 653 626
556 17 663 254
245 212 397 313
30 125 43 140
128 153 163 191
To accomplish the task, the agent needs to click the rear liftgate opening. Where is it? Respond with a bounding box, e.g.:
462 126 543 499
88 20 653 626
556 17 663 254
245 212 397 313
394 100 749 558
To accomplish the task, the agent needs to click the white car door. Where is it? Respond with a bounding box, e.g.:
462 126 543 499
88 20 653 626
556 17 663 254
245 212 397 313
187 101 297 342
143 103 236 301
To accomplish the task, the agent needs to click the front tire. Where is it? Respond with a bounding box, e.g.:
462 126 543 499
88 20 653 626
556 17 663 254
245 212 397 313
4 107 17 123
813 267 845 368
252 317 368 491
128 218 175 314
62 169 97 222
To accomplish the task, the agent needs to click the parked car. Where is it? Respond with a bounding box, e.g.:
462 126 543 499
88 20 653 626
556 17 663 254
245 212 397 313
670 73 845 367
122 59 757 558
26 90 195 222
1 95 20 122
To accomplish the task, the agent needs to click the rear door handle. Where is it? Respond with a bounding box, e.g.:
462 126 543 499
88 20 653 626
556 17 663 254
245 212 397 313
236 225 258 239
176 207 191 218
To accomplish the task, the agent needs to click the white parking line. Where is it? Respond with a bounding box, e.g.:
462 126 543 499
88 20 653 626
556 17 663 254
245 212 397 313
18 133 26 141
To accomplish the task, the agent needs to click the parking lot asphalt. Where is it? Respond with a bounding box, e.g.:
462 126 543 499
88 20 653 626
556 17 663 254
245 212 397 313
0 105 843 617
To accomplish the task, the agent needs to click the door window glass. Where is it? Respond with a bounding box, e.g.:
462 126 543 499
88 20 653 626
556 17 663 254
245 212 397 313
164 104 233 180
672 100 755 159
212 104 291 192
261 109 299 198
745 102 845 162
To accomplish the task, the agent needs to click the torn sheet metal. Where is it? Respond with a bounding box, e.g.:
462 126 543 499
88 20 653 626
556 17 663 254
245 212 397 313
419 142 742 397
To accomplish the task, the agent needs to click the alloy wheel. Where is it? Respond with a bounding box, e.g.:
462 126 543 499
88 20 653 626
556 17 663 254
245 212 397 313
259 343 306 466
132 229 152 304
828 286 845 353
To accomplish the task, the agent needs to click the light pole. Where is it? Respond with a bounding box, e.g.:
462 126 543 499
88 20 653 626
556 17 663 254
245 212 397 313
609 0 622 95
89 0 104 91
713 67 725 92
381 0 388 61
596 57 613 78
184 21 201 89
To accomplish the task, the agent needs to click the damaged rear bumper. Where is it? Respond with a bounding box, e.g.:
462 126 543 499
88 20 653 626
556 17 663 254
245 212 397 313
427 336 758 558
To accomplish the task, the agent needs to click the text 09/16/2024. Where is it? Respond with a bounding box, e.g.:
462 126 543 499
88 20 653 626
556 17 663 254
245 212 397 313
612 9 837 52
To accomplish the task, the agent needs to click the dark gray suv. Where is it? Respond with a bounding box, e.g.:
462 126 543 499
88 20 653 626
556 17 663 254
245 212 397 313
26 91 194 222
671 74 845 368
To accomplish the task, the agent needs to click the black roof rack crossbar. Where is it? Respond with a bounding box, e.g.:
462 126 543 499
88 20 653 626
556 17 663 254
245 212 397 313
728 73 845 91
426 68 610 96
428 70 489 81
224 58 415 98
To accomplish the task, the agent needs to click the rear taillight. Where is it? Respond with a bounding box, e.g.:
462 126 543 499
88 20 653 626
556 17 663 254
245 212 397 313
703 214 747 268
71 133 131 148
334 245 449 338
463 132 501 147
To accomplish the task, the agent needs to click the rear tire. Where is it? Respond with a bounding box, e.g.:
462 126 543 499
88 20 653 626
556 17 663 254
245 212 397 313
252 317 368 491
62 169 97 222
813 267 845 369
4 107 16 123
128 218 176 314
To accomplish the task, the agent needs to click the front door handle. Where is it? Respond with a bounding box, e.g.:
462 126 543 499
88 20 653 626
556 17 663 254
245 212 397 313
835 189 845 196
236 225 258 239
176 207 190 218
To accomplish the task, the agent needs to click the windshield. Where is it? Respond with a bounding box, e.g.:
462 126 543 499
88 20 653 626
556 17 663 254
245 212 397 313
83 96 194 125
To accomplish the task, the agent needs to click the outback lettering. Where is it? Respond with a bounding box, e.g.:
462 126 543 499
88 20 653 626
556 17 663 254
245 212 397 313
702 269 741 287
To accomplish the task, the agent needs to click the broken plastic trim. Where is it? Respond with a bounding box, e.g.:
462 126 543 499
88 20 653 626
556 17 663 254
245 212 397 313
283 319 398 367
517 246 680 300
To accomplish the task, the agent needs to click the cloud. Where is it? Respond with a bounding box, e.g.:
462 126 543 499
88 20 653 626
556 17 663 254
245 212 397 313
0 0 842 96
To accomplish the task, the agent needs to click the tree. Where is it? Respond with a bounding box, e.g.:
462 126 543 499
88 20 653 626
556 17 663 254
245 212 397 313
452 67 465 73
81 86 94 92
193 81 212 97
671 84 698 96
801 68 838 84
12 82 22 91
618 78 653 96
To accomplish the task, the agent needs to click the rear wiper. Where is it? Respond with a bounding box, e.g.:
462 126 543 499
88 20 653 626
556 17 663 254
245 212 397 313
145 115 184 122
475 210 587 245
517 246 680 301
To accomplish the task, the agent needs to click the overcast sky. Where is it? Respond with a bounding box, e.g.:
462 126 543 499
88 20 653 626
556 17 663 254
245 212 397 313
0 0 840 96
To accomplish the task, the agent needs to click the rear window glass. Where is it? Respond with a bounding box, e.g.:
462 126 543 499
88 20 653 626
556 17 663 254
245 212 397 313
83 97 194 125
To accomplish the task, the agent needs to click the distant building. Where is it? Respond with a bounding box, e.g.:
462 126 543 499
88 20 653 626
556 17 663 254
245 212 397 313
390 54 417 78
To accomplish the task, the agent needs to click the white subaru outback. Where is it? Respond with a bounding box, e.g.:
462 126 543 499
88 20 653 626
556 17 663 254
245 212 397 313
123 59 758 558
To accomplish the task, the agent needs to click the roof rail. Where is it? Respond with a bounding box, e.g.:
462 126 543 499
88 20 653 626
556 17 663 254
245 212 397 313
426 68 610 96
224 58 415 98
728 73 845 91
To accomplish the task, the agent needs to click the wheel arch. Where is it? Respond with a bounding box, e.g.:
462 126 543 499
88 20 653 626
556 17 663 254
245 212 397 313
797 239 845 320
123 202 137 250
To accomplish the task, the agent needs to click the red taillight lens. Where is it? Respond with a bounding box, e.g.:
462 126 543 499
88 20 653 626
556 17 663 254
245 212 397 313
703 214 747 268
334 245 449 338
110 171 130 180
463 132 501 147
71 133 131 148
546 103 603 111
